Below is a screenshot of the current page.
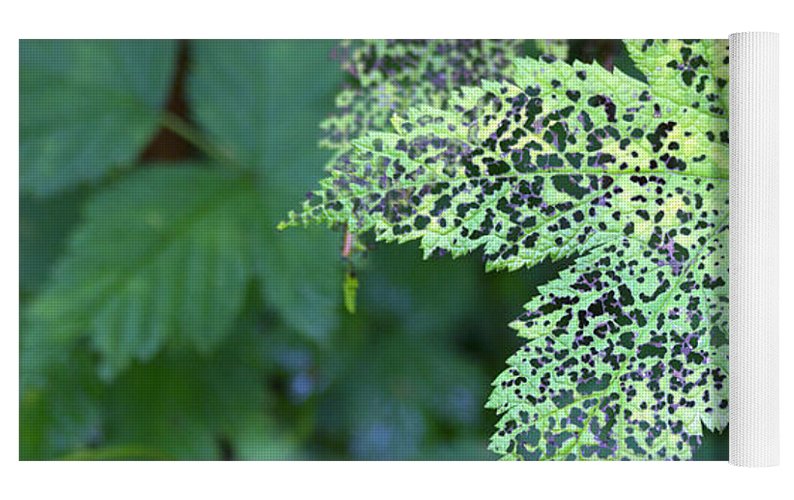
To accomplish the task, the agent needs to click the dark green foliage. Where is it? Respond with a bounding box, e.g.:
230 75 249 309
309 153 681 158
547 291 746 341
27 165 267 380
188 40 347 342
20 189 86 295
20 40 178 195
19 39 727 461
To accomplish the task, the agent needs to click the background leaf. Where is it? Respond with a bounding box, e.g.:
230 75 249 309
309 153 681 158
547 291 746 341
20 40 177 195
26 165 266 380
318 330 491 460
187 40 346 343
19 189 87 296
22 323 304 461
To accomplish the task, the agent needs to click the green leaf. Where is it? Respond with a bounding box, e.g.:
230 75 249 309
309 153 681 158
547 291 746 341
187 40 348 342
323 331 489 460
287 40 729 460
363 241 484 337
20 40 177 195
258 226 344 344
187 40 341 178
101 347 256 460
26 165 265 380
20 349 104 460
22 327 304 460
19 189 87 295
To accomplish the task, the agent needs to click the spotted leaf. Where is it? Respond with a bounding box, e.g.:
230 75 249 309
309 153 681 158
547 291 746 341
321 40 525 152
535 40 569 61
625 39 728 119
284 40 729 460
487 231 728 460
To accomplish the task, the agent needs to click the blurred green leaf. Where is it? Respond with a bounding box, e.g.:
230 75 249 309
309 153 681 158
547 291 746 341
20 350 104 460
320 331 489 459
230 414 303 460
187 40 346 343
22 326 304 460
363 242 483 337
693 428 729 461
20 40 177 195
104 354 242 458
422 438 497 461
102 326 306 460
26 165 266 380
187 40 341 179
19 189 87 295
258 228 344 344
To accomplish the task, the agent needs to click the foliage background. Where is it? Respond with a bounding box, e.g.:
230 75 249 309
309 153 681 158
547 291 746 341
19 39 727 460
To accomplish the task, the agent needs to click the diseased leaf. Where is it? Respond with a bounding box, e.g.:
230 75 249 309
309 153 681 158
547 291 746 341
322 40 525 153
286 40 729 460
285 56 727 269
535 40 569 61
26 165 266 380
20 40 177 195
625 39 729 120
487 236 728 460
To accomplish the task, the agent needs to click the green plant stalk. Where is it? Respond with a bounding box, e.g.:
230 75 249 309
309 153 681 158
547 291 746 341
159 112 245 173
